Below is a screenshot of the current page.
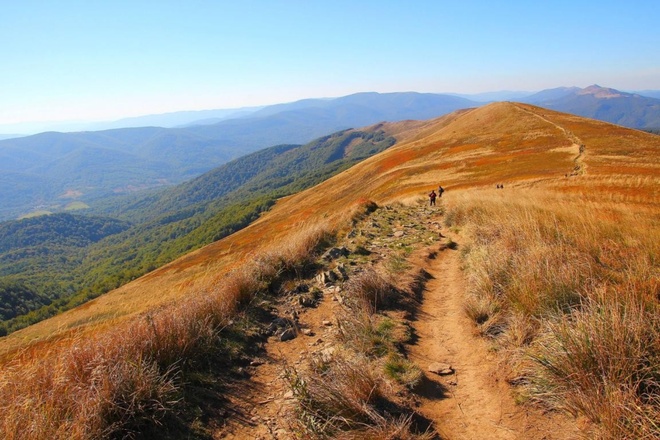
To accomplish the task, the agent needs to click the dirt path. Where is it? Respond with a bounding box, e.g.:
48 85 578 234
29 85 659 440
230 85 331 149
213 205 585 439
409 235 583 440
511 103 587 176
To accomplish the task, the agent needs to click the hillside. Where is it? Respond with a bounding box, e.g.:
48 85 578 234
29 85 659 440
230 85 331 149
0 92 480 220
0 125 406 335
0 103 658 439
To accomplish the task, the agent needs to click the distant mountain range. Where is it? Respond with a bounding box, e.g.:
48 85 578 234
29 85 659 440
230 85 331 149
0 92 479 220
1 85 659 220
521 85 660 129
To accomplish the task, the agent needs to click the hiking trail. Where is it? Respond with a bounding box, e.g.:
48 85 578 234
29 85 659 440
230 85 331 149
408 227 584 440
214 204 585 439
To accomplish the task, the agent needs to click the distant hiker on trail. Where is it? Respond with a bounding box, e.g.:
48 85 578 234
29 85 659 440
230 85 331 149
429 190 437 206
438 186 445 197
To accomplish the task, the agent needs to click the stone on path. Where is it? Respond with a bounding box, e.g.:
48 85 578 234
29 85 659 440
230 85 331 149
428 362 454 375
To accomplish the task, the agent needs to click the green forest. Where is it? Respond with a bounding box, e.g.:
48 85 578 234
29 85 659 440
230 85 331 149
0 128 396 335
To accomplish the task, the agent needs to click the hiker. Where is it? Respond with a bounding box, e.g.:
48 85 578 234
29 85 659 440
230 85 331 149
438 185 445 197
429 189 437 206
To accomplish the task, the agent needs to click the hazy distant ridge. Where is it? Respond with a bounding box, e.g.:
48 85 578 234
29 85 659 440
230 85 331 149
0 92 480 220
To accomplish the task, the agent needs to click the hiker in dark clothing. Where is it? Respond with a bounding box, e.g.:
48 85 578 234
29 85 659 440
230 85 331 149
438 186 445 197
429 190 437 206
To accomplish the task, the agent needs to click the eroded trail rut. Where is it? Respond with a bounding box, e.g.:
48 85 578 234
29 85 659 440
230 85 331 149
410 236 581 440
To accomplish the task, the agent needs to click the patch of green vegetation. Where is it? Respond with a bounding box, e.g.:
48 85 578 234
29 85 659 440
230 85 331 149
64 201 90 211
18 210 52 219
0 129 397 334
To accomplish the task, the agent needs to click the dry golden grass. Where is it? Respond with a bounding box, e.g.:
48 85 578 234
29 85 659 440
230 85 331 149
1 101 658 437
0 222 334 439
444 190 659 438
286 249 429 439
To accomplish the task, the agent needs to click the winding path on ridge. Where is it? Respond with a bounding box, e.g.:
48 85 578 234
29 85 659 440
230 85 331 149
409 228 583 439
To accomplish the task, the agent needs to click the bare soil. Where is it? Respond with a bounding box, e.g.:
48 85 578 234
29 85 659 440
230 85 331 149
214 206 587 439
408 232 586 440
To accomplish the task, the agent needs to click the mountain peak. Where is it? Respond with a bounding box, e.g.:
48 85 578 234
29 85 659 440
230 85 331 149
578 84 625 98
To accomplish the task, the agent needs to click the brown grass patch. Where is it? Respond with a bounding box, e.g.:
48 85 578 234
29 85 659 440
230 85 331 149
445 190 660 438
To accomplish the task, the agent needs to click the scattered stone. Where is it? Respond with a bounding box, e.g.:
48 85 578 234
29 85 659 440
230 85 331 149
322 320 333 326
301 328 314 336
279 328 297 342
316 270 338 285
322 246 350 261
250 359 265 366
319 347 336 363
393 230 405 238
428 362 454 375
298 296 316 307
283 390 294 399
336 263 349 280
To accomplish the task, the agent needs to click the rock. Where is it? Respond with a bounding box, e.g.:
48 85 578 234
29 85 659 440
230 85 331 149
250 359 265 366
316 270 337 285
279 328 297 342
319 347 335 363
428 362 454 375
393 230 405 238
301 328 314 336
336 264 348 280
322 320 333 326
323 246 350 261
298 296 316 307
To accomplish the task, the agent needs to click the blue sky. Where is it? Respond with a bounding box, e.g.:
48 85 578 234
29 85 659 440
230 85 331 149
1 0 659 131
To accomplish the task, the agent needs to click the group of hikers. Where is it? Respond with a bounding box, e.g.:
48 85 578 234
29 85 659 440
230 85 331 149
428 186 444 206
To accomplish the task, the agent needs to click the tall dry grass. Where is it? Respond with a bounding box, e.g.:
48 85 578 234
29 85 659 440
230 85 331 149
285 209 431 439
445 190 659 439
0 221 334 439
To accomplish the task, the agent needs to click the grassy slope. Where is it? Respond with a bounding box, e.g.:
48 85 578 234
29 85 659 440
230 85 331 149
0 102 658 437
0 127 398 334
3 102 657 357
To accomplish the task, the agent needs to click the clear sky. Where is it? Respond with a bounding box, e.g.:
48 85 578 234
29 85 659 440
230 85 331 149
1 0 659 131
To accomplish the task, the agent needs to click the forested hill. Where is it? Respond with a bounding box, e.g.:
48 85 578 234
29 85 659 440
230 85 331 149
100 128 395 223
0 213 131 327
0 213 130 252
0 126 398 335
